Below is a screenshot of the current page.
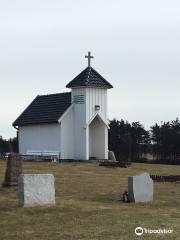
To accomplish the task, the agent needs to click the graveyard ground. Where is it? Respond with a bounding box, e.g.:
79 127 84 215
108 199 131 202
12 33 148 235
0 160 179 240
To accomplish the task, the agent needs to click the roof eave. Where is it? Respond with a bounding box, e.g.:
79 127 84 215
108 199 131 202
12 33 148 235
13 121 60 127
66 85 113 89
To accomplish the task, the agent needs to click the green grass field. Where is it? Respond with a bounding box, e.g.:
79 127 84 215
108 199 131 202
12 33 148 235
0 160 180 240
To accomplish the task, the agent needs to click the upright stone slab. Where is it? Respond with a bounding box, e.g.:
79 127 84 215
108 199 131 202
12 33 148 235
108 151 116 161
3 154 22 187
18 174 55 207
128 172 153 203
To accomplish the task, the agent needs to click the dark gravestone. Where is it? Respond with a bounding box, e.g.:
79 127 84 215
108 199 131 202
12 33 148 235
3 154 22 187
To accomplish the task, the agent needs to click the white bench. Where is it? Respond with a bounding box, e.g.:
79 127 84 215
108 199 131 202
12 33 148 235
25 150 61 161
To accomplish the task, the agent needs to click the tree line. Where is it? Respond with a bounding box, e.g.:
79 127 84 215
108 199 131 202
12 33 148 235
108 118 180 165
0 136 18 155
1 118 180 164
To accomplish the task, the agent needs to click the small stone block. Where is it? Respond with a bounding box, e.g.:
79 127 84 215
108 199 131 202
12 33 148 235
108 151 116 161
18 174 55 207
128 172 153 203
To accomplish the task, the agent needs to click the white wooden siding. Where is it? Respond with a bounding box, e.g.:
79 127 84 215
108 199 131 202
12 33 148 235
60 106 75 159
71 88 88 160
19 124 61 155
71 87 108 160
19 86 109 160
85 88 107 123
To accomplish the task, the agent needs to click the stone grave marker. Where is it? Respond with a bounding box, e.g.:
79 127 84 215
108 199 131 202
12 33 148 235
18 174 55 207
3 154 22 187
108 151 116 161
128 172 153 203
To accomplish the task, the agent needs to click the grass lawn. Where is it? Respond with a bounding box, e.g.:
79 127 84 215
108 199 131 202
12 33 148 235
0 160 180 240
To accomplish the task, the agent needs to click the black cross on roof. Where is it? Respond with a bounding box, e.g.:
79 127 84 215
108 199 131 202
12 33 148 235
85 51 94 67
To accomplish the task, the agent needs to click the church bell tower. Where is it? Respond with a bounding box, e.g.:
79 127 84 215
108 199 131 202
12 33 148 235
66 52 113 160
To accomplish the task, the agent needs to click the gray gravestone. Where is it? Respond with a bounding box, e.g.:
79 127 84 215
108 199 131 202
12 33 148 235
18 174 55 207
108 151 116 161
128 172 153 203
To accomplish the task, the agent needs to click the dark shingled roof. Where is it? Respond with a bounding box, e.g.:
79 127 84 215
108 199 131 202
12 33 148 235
66 67 113 89
13 92 71 126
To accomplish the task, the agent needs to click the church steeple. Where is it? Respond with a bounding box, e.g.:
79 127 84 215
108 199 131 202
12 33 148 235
66 52 113 89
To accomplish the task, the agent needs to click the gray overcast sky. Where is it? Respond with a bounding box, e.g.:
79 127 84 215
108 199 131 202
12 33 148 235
0 0 180 139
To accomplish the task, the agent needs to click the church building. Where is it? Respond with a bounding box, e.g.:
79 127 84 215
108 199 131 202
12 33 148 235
13 53 113 160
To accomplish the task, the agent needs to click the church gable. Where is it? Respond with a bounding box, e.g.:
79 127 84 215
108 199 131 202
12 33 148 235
13 92 71 126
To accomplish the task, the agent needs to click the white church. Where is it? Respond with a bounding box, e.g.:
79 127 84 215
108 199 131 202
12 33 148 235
13 53 113 160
